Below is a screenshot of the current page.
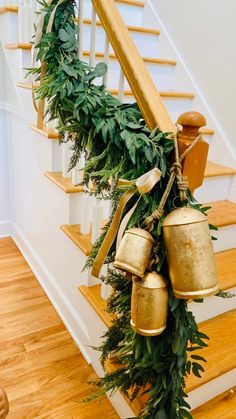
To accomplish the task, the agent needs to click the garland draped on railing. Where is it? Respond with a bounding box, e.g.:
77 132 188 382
29 1 231 417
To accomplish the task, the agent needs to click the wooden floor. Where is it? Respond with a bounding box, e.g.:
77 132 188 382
0 237 119 419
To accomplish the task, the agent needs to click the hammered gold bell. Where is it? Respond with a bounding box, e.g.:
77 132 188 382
113 228 154 278
131 271 168 336
162 207 219 299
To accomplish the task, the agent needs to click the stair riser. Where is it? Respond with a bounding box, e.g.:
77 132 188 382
15 48 178 92
81 24 160 57
21 50 33 82
83 0 143 26
69 193 111 226
88 57 175 91
191 287 236 323
3 48 23 84
188 368 236 411
0 13 18 44
213 225 236 252
16 89 38 123
194 175 235 203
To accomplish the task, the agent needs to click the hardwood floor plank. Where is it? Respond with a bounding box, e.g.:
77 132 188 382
0 237 119 418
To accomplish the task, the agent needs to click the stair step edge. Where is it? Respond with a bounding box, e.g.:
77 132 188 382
44 172 83 194
207 200 236 227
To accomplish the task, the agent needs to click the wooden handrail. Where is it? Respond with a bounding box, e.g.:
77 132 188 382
92 0 176 133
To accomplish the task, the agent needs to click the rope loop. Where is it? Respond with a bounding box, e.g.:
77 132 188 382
144 129 201 231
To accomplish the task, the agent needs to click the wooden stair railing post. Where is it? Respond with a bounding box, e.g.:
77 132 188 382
37 61 46 129
177 111 209 192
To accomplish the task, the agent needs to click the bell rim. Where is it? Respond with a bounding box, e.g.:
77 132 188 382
130 320 166 336
113 261 144 278
174 283 219 299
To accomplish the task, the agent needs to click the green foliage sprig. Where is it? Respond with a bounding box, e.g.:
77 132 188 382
30 1 213 417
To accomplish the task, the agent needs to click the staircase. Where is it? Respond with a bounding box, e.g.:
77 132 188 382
0 0 236 417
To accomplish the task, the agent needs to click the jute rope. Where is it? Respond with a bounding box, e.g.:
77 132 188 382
144 130 202 231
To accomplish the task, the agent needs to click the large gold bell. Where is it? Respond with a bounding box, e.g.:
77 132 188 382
162 207 219 299
131 271 168 336
113 228 154 278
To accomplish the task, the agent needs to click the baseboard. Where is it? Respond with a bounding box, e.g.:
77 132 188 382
12 223 92 364
0 220 12 237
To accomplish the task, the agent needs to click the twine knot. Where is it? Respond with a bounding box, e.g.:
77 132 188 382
144 208 164 231
143 129 202 232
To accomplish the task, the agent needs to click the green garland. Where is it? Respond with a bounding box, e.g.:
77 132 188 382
30 1 230 417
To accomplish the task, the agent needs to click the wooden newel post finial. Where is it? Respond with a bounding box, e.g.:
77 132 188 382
177 111 209 192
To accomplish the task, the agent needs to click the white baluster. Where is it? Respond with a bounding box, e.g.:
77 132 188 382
18 0 24 43
89 6 96 67
23 0 33 42
80 193 92 235
103 35 109 87
118 68 125 102
100 194 113 300
71 152 85 185
101 279 112 300
91 199 103 244
62 138 73 179
77 0 83 59
32 0 40 30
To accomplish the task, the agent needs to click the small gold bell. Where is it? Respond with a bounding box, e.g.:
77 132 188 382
131 271 168 336
113 228 154 278
162 207 219 299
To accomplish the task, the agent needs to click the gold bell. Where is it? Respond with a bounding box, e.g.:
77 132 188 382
113 228 154 278
162 207 219 299
131 271 168 336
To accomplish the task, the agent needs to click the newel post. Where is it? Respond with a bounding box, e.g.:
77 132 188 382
177 111 209 193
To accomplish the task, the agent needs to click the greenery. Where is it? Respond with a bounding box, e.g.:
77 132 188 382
29 1 224 417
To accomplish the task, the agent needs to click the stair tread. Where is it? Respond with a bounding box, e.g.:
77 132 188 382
61 224 92 256
79 284 236 394
115 0 144 7
1 0 144 14
5 42 31 50
109 89 195 99
29 125 217 141
205 161 236 177
17 82 39 90
186 309 236 392
83 50 177 65
80 285 113 327
30 124 59 140
18 82 193 99
63 216 236 289
61 222 107 255
81 18 160 35
0 5 18 14
200 127 215 136
5 43 177 65
44 172 83 194
215 248 236 290
79 246 236 324
192 386 236 419
206 200 236 227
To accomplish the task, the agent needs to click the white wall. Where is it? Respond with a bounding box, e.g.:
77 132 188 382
0 111 11 236
151 0 236 155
